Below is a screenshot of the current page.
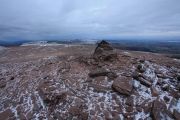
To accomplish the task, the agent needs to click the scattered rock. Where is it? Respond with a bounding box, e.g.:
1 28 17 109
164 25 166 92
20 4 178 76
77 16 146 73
151 86 159 97
162 84 170 91
166 98 177 118
90 110 96 115
55 92 66 99
38 86 51 103
137 65 146 73
88 68 110 78
173 109 180 120
169 89 180 99
69 106 80 116
126 96 134 106
88 83 111 93
19 113 26 120
0 82 6 88
33 103 39 111
156 78 162 85
10 76 15 80
126 106 133 112
80 112 88 120
75 98 82 107
16 106 22 115
86 77 93 82
164 96 170 102
0 109 14 119
131 71 139 79
177 83 180 89
144 102 152 114
107 72 118 79
137 77 151 87
151 98 166 120
112 77 133 95
157 74 167 79
26 111 34 120
103 110 111 119
137 106 142 112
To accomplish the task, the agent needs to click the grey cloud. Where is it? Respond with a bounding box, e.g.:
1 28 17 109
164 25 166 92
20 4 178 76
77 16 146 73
0 0 180 40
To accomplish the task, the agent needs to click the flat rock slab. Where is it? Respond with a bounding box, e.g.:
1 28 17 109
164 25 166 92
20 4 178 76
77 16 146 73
112 77 133 95
137 77 151 87
88 68 110 78
88 83 111 93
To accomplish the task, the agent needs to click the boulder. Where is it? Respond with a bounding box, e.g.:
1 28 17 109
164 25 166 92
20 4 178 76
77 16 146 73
112 77 133 95
151 98 167 120
88 68 110 78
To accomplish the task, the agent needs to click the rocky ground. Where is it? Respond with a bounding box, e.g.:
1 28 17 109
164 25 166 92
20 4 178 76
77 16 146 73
0 41 180 120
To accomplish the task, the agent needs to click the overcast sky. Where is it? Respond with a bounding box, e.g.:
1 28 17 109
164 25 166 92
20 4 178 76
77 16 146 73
0 0 180 41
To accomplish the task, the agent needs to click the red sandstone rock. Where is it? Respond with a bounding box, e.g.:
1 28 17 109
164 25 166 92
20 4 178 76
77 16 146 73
112 77 133 95
90 110 96 115
173 109 180 120
69 106 80 116
151 98 166 120
151 86 159 97
88 68 110 77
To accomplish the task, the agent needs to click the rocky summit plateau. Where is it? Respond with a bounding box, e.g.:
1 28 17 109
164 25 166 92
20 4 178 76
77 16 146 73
0 40 180 120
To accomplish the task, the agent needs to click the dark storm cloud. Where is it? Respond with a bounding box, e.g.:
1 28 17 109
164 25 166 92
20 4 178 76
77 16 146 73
0 0 180 40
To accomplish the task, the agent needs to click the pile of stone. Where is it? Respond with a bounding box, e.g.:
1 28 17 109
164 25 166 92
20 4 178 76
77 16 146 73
93 40 118 62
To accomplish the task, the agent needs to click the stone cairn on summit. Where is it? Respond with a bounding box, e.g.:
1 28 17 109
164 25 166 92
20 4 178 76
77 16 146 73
93 40 118 62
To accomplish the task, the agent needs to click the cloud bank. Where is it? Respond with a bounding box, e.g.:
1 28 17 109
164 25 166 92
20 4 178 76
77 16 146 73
0 0 180 40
